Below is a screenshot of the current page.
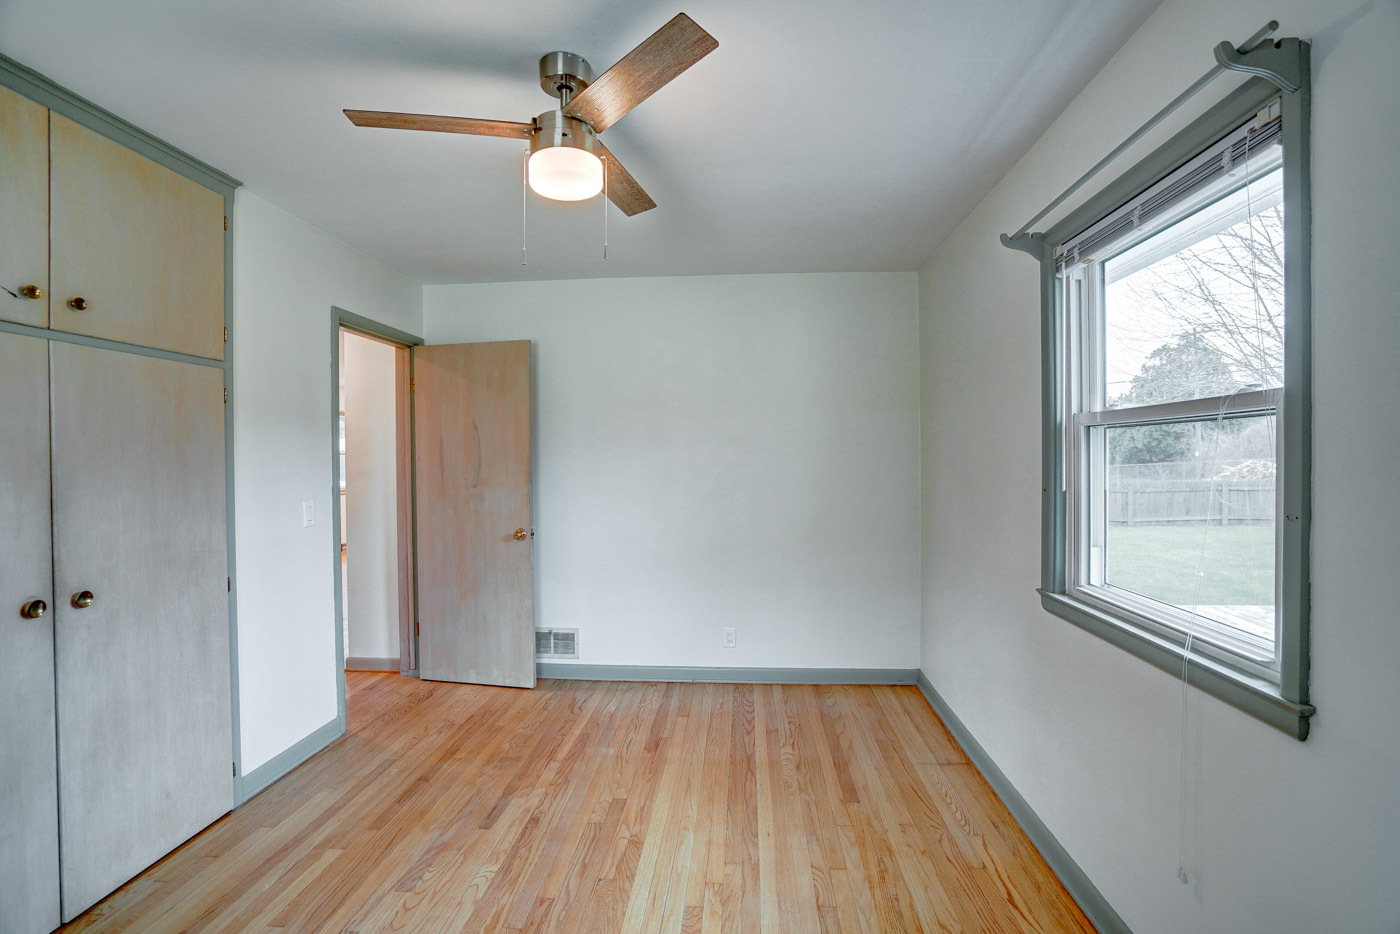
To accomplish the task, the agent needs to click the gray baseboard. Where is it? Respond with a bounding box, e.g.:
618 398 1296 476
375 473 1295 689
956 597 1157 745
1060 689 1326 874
235 714 345 805
915 672 1129 933
345 656 401 671
536 663 919 684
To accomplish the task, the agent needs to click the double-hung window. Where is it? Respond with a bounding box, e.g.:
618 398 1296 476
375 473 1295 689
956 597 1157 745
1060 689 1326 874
1037 75 1312 738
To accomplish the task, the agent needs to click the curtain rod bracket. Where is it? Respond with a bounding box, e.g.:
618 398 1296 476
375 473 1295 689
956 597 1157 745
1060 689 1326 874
1000 232 1044 258
1213 37 1303 94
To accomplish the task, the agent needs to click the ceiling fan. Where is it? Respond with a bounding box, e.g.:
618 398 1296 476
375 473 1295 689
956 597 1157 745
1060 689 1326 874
345 12 718 217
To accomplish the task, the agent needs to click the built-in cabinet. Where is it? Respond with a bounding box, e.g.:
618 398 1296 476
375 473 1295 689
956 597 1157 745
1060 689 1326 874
0 80 234 931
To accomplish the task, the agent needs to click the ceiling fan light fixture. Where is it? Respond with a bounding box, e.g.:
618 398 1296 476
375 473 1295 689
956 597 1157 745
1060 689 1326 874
528 110 603 202
528 146 602 201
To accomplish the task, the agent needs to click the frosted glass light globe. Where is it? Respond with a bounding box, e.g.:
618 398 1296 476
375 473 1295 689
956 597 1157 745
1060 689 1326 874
528 146 603 201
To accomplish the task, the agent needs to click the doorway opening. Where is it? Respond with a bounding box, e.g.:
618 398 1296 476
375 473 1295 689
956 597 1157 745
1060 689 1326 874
334 323 416 689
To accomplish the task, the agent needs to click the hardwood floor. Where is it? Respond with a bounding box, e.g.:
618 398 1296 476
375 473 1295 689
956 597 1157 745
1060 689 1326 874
63 674 1094 932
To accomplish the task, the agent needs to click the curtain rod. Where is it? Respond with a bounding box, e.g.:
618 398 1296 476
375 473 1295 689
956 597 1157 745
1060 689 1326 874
1001 20 1304 255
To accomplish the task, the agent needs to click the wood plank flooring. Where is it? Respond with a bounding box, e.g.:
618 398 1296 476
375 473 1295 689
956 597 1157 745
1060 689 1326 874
63 674 1094 932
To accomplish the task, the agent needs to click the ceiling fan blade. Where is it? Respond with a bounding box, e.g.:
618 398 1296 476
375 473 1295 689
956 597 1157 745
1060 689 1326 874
597 141 656 216
344 110 534 139
563 13 717 133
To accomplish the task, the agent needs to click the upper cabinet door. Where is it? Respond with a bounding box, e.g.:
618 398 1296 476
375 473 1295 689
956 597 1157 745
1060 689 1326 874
0 86 49 328
49 114 225 359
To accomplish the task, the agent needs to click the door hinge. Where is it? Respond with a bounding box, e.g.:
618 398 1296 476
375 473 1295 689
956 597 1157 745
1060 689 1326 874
223 326 229 343
233 761 237 777
224 215 228 232
410 377 415 392
227 576 231 593
415 620 420 636
223 387 229 404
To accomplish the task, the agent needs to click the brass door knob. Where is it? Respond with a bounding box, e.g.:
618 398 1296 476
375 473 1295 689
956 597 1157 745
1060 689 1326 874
19 284 44 300
71 591 95 609
67 297 89 311
21 599 47 619
512 528 528 541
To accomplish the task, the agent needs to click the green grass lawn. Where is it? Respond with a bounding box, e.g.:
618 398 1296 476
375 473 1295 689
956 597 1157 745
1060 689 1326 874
1106 523 1274 607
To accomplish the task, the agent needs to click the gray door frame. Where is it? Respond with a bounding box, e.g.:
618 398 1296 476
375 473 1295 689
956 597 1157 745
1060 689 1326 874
330 307 423 721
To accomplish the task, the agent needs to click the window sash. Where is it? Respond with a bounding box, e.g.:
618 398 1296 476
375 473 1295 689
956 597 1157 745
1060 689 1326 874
1077 388 1280 427
1064 411 1284 677
1061 192 1286 676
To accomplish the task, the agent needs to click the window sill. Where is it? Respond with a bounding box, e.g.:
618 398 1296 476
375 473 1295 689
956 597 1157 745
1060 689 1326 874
1038 589 1313 739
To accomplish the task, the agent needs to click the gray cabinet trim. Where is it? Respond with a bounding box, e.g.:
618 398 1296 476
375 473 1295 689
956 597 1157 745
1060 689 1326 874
0 53 240 196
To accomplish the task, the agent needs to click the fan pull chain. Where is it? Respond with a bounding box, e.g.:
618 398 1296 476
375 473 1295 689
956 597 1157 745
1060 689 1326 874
521 148 529 266
602 154 609 260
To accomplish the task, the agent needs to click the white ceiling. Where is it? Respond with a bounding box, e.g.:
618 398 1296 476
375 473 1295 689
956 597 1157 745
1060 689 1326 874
0 0 1158 284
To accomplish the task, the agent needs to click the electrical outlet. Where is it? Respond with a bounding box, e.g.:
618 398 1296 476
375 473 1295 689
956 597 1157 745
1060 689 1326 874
723 627 737 648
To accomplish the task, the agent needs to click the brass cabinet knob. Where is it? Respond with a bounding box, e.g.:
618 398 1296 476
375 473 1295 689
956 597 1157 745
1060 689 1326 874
19 284 44 300
21 599 47 619
67 297 89 311
512 528 528 541
71 591 95 609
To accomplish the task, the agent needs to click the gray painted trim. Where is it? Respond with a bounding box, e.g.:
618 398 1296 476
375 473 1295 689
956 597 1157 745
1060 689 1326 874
0 52 240 196
914 672 1130 934
536 664 919 685
1036 70 1313 739
345 656 401 671
0 320 226 368
1277 44 1312 707
223 188 244 804
236 715 345 803
334 307 424 348
329 308 424 727
330 319 347 724
1040 591 1311 738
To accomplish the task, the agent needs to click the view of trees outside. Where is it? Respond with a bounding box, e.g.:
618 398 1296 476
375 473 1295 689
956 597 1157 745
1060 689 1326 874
1096 182 1283 625
1104 193 1284 469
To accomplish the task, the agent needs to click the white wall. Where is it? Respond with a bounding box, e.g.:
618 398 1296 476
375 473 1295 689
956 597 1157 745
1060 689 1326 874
425 273 920 670
918 1 1400 931
232 190 421 773
342 330 401 663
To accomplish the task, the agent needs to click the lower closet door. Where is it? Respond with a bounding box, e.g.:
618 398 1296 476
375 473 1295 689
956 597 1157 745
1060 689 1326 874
50 341 233 921
0 331 60 934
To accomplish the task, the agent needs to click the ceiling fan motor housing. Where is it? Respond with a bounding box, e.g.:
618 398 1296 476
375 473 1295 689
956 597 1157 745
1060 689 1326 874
531 109 599 157
539 51 592 101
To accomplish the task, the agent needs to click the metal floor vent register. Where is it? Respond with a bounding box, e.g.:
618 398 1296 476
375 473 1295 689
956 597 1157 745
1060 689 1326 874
535 628 579 659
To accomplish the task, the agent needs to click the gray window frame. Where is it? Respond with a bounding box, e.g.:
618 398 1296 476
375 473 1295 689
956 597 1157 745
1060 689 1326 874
1036 71 1313 739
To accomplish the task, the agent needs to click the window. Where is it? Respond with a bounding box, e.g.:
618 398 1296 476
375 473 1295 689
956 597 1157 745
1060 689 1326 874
1038 79 1312 738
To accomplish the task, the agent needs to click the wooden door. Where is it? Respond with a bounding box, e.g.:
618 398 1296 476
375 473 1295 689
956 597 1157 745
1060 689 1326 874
50 342 232 921
0 86 48 328
49 113 225 359
0 332 60 934
414 341 535 688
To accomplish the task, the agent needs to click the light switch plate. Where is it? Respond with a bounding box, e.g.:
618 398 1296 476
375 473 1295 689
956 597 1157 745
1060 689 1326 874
303 500 315 527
